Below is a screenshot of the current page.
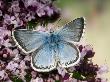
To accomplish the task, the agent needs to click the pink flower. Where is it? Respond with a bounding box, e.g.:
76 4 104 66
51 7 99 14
64 78 78 82
68 66 75 72
6 61 19 72
25 13 35 21
24 0 38 7
55 74 60 80
3 39 12 47
3 14 11 25
37 9 45 17
0 48 17 61
5 80 13 82
47 78 55 82
19 60 27 70
0 70 5 80
0 27 11 37
57 67 67 77
97 65 109 74
0 70 8 80
30 78 36 82
12 49 19 57
79 45 95 59
45 6 54 17
3 14 23 27
35 77 43 82
9 1 20 13
31 71 37 78
24 55 31 61
101 78 108 82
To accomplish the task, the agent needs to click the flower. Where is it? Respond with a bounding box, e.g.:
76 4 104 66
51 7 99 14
101 78 108 82
63 73 70 80
30 78 36 82
24 0 38 7
35 77 43 82
0 70 5 80
19 60 27 70
57 67 67 77
0 27 11 38
47 78 55 82
79 45 95 59
6 61 19 72
0 70 8 81
31 71 37 78
0 0 60 32
0 47 18 61
64 78 78 82
97 65 109 74
10 1 20 13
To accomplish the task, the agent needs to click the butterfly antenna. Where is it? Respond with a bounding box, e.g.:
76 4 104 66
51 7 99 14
53 18 62 29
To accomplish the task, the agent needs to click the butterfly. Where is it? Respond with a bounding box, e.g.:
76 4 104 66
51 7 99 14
12 17 85 72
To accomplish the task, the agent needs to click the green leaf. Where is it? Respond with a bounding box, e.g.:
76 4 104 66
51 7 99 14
72 71 84 80
11 76 23 82
27 20 38 29
25 73 32 82
55 80 61 82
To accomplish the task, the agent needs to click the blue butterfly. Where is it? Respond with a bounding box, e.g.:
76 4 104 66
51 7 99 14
12 17 84 72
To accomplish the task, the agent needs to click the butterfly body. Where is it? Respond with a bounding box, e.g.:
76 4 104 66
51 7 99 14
12 17 84 72
45 33 61 46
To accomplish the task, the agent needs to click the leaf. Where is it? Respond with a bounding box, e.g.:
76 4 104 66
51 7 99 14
25 73 32 82
11 76 23 82
72 71 84 80
27 20 38 29
55 80 61 82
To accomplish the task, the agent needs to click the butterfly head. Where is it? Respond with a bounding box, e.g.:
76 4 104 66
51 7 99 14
48 26 55 34
50 29 54 34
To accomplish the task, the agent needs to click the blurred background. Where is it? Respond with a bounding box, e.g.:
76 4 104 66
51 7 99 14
54 0 110 81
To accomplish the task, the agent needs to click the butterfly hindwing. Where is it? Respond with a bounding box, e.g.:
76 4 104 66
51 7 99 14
31 40 80 72
31 43 57 72
57 17 84 42
57 41 80 67
12 29 48 54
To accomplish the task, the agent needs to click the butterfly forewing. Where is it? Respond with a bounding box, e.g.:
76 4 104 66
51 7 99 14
57 17 84 42
12 29 48 54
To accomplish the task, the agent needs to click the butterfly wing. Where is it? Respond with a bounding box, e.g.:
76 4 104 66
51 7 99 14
31 43 57 72
56 17 84 42
57 41 80 67
12 29 48 54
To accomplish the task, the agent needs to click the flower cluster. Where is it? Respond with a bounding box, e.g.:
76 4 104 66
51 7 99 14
0 0 109 82
0 0 60 30
0 41 108 82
